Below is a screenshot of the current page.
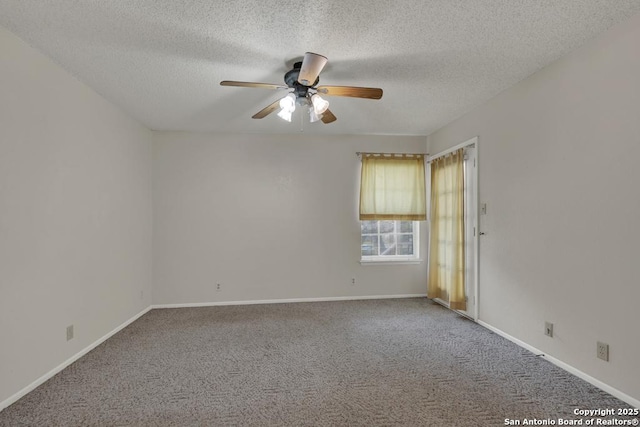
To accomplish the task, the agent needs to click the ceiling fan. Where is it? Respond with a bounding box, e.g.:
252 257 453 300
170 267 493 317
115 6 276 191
220 52 383 124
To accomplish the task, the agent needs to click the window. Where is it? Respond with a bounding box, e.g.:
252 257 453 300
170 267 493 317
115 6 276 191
359 155 426 221
361 220 419 262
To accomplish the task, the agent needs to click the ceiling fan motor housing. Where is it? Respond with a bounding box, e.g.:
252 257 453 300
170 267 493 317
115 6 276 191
284 62 319 99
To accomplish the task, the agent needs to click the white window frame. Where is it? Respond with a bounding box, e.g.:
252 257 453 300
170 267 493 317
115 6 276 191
360 220 421 265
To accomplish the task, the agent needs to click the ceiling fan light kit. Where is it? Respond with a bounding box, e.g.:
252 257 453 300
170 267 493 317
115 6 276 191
220 52 383 125
310 94 329 115
309 108 322 123
277 93 296 121
276 110 292 122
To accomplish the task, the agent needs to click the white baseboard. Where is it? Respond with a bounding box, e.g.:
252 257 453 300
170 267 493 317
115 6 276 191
478 320 640 408
152 294 427 309
0 306 152 412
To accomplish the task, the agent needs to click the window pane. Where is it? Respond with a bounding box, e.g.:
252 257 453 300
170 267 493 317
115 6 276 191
399 221 413 233
380 233 397 255
360 221 418 260
361 220 378 234
379 220 394 233
397 234 414 255
361 235 378 256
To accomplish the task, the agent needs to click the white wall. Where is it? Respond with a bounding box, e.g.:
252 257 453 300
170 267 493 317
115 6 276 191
0 26 153 405
153 132 428 304
427 13 640 401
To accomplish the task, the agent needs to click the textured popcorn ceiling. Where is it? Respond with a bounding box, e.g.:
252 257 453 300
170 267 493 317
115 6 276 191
2 1 639 136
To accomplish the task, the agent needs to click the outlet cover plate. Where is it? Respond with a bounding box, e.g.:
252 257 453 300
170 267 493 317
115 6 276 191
66 325 74 341
597 341 609 361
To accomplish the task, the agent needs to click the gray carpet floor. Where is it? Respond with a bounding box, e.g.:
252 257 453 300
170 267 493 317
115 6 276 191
0 298 632 426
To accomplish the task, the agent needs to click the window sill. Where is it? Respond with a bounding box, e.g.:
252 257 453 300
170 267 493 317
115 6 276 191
360 258 422 266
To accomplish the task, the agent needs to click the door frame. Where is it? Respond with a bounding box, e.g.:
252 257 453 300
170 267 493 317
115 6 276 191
428 136 479 321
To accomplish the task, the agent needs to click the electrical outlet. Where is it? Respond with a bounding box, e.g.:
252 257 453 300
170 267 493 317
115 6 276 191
66 325 74 341
140 290 144 300
351 278 356 285
597 342 609 361
544 322 553 337
481 203 487 215
216 283 221 292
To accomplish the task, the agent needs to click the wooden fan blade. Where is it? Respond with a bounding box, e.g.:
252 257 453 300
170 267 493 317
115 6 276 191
298 52 328 86
321 109 337 124
252 99 282 119
316 85 383 100
221 81 288 90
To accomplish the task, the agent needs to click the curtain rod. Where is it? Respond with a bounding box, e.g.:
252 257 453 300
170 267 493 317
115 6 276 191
356 152 428 157
427 138 477 163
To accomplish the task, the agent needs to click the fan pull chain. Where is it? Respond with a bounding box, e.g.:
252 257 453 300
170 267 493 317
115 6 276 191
299 107 304 132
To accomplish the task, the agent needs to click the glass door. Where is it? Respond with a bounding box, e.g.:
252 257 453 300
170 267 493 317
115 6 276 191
457 145 478 320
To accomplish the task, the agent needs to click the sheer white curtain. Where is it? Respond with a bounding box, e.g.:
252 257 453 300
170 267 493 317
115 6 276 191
427 149 466 310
